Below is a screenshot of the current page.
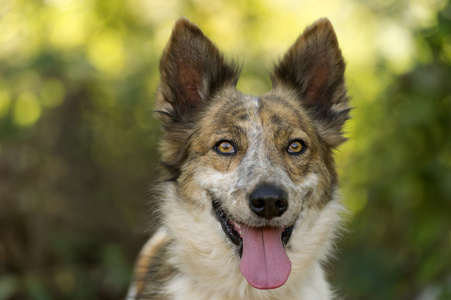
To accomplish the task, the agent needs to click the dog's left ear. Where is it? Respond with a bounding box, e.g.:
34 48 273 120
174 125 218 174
272 18 350 147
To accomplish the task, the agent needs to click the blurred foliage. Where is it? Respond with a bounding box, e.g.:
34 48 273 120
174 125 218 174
0 0 450 299
335 4 451 299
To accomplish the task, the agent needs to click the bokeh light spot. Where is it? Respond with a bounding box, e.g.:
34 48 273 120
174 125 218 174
13 92 42 126
87 31 125 77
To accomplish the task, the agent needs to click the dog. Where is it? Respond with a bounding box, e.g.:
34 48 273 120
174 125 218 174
127 17 350 300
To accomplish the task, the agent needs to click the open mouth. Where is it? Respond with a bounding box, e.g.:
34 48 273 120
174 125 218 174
213 201 243 251
213 200 294 252
212 200 294 290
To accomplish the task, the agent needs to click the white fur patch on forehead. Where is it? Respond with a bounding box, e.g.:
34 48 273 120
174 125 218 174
249 95 260 111
238 95 264 154
238 94 260 118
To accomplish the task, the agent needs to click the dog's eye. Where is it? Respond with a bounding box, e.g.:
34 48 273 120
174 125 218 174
214 141 236 155
287 140 306 155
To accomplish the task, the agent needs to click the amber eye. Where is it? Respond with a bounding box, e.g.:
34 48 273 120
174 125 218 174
214 141 236 156
287 140 306 155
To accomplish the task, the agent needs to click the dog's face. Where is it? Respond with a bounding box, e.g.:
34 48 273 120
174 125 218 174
156 18 349 291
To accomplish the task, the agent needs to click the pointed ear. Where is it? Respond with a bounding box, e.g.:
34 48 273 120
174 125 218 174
272 18 350 147
156 18 239 123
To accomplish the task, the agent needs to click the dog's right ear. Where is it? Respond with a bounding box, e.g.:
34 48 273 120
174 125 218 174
156 18 239 123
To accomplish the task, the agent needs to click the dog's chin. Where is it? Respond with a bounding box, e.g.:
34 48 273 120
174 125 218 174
212 200 294 258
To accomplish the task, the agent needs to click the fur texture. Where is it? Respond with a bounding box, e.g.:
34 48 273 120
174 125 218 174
128 17 349 300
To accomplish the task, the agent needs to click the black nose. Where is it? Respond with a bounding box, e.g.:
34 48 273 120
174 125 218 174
249 185 288 220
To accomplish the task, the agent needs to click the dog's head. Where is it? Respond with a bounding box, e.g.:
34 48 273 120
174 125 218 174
156 18 349 291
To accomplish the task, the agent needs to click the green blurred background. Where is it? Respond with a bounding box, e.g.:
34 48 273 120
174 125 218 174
0 0 450 299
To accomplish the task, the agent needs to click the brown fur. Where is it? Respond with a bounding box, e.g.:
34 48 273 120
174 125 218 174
128 17 350 300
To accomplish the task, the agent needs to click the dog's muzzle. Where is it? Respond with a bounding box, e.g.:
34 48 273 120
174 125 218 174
212 184 294 290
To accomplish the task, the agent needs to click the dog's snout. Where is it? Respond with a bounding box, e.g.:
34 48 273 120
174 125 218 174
249 185 288 220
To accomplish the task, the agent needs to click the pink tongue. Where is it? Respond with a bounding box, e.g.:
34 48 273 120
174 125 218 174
239 226 292 289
